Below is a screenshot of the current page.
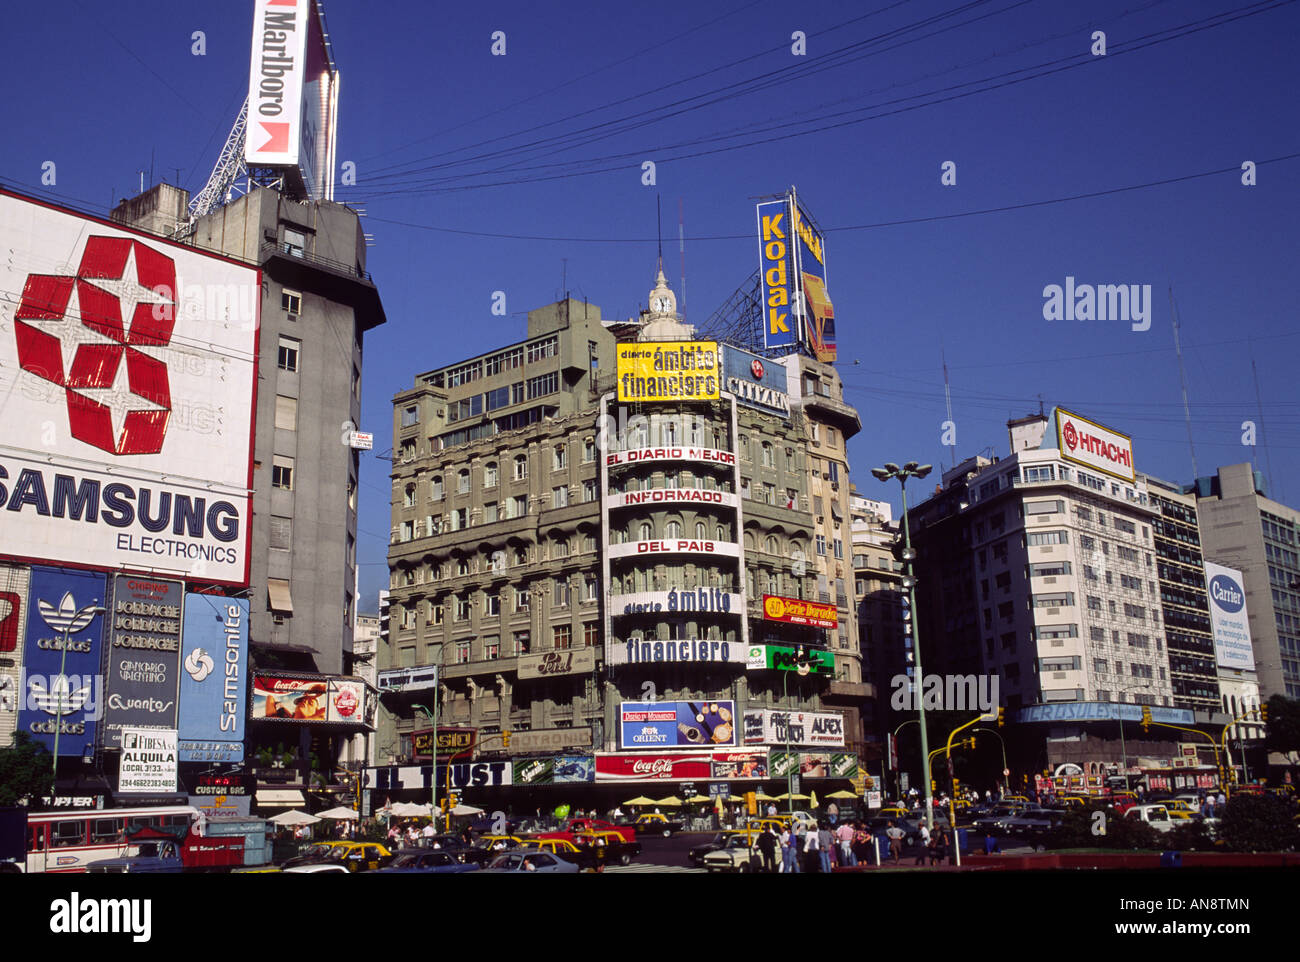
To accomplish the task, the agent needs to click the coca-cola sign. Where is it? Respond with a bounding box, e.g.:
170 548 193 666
595 752 714 782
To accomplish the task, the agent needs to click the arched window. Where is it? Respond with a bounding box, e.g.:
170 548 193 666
484 462 498 487
639 522 652 541
554 539 569 558
765 535 779 555
666 520 681 539
716 525 726 542
696 522 707 540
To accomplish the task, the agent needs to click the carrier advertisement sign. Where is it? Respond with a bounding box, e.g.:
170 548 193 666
118 727 178 794
619 700 736 749
19 567 107 755
1204 561 1256 671
1054 408 1135 482
178 596 247 762
0 191 259 585
762 595 838 630
757 199 796 351
102 576 183 748
616 342 719 403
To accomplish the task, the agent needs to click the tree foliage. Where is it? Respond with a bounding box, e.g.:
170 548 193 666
0 732 53 806
1264 694 1300 760
1218 792 1300 853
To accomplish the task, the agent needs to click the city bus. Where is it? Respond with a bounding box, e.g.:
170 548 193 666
24 805 202 873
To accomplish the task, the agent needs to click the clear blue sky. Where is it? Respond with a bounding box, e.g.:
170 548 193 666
2 0 1296 611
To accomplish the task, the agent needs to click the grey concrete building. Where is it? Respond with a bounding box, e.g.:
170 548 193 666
112 184 385 676
1194 463 1300 703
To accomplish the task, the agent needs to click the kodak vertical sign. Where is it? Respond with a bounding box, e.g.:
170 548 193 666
757 199 797 351
246 0 311 169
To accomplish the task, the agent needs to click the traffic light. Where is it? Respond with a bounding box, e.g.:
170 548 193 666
963 737 976 750
930 779 937 792
502 731 512 748
1259 704 1269 723
1140 707 1152 733
997 707 1005 728
439 797 450 813
449 792 460 809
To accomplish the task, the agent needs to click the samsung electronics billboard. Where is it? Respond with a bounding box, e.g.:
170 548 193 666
1204 562 1255 671
0 190 259 585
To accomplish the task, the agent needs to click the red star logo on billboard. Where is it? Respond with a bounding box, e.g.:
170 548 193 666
1062 421 1079 451
14 236 176 456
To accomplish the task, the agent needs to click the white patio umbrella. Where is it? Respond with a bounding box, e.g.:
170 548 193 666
269 810 321 826
316 805 360 820
392 802 434 818
451 804 484 816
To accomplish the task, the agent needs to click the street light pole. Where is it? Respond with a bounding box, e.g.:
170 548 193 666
873 461 933 830
48 597 104 802
783 647 809 819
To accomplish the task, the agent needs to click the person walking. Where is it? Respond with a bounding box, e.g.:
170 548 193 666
780 827 800 873
802 822 820 873
836 820 857 867
930 827 949 867
817 823 834 874
885 821 905 864
914 822 931 866
758 826 779 873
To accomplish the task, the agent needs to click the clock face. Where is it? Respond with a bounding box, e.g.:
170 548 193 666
655 296 671 312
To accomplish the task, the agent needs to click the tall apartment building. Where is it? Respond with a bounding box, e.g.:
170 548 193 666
910 412 1187 783
1194 463 1300 707
112 184 385 675
376 271 867 805
850 490 901 749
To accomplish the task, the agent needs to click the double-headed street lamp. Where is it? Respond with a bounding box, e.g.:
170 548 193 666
872 461 933 829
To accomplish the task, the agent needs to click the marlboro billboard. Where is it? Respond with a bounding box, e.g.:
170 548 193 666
761 595 837 630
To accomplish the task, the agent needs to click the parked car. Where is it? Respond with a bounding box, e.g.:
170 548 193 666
1001 810 1064 837
374 849 479 874
537 817 636 845
702 834 762 873
480 851 580 874
469 835 526 865
283 863 350 874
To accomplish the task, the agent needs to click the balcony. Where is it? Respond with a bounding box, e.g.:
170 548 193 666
800 393 861 437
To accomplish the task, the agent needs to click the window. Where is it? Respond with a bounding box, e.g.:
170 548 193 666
455 642 471 664
455 596 471 620
1025 499 1064 515
485 640 500 660
1023 465 1054 483
583 533 596 553
828 461 840 483
484 593 500 616
281 289 302 315
583 576 598 603
665 520 681 540
1027 530 1069 546
458 470 470 494
816 535 827 556
639 522 652 541
277 336 300 372
431 476 444 500
553 445 568 471
527 372 558 399
515 587 530 612
403 484 417 508
1087 595 1102 611
1124 604 1147 620
584 438 597 462
485 386 511 411
510 495 528 519
1094 658 1108 674
554 539 569 559
697 522 707 540
761 443 774 467
554 580 571 606
514 546 529 566
270 515 292 550
513 631 530 654
834 538 844 560
272 456 293 490
584 622 599 647
527 336 558 362
583 479 598 503
282 227 306 257
483 502 499 524
400 405 419 428
429 604 443 626
484 463 499 488
552 486 569 508
553 624 572 650
514 456 528 481
1031 593 1075 608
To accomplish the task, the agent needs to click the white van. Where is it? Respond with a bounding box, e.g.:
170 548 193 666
1124 804 1174 833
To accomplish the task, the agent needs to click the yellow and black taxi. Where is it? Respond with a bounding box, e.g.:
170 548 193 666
574 830 642 866
621 812 685 837
323 841 394 873
518 837 600 871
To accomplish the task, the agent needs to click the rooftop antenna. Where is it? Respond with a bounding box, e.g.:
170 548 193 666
678 197 687 319
941 343 955 470
1169 287 1199 478
656 194 663 272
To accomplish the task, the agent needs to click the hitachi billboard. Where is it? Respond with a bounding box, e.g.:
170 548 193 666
1054 408 1135 482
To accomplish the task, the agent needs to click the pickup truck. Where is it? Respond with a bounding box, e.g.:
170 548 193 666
537 817 636 844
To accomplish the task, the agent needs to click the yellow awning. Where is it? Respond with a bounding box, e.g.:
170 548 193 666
268 579 294 614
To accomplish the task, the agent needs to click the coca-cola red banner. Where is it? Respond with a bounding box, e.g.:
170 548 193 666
595 752 715 782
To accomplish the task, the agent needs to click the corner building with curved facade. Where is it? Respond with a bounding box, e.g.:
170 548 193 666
375 272 868 809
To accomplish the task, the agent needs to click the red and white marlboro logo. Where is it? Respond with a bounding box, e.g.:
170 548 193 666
246 0 308 167
1056 409 1134 481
